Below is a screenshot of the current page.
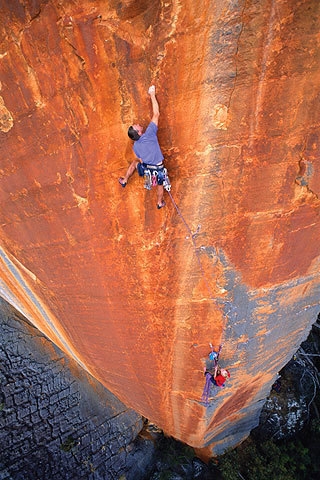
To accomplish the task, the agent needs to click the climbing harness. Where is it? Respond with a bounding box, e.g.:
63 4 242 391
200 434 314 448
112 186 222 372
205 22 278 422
140 162 171 191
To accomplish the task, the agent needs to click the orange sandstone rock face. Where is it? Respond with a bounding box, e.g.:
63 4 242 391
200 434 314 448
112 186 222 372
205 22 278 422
0 0 320 454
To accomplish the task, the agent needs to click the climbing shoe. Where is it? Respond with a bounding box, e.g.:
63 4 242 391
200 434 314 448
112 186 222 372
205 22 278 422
157 201 166 210
118 178 127 188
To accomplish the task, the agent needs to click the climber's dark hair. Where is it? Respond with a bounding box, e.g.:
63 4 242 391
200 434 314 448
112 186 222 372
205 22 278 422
128 126 141 141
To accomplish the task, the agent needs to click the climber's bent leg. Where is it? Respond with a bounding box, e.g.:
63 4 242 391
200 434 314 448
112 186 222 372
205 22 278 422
119 160 139 186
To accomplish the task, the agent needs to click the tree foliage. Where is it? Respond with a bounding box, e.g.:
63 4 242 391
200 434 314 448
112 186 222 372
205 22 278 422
218 427 319 480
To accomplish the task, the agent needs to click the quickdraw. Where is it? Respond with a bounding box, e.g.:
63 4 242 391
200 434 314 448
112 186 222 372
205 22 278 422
163 168 171 191
152 171 158 187
143 167 171 191
143 169 152 190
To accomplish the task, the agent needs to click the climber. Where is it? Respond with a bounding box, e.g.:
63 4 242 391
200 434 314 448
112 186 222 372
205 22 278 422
212 365 230 388
201 363 231 404
201 345 230 403
118 85 169 209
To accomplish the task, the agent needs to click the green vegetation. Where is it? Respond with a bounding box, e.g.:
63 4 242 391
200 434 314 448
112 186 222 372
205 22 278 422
149 436 200 479
218 437 318 480
156 435 195 465
60 435 77 452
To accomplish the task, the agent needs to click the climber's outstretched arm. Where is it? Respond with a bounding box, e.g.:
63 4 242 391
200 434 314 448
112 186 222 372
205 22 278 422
148 85 160 126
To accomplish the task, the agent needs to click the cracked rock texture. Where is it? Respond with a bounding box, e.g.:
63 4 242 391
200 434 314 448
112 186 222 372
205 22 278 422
0 0 320 455
0 297 154 480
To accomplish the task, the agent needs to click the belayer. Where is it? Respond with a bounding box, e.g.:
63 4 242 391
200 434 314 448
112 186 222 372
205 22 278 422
212 366 230 388
201 345 230 404
118 85 170 209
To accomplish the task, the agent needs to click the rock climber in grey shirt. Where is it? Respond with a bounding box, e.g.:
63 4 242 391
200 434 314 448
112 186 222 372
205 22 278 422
118 85 167 209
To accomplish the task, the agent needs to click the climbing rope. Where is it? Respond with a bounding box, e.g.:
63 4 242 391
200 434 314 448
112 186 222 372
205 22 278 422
167 190 216 301
166 190 230 403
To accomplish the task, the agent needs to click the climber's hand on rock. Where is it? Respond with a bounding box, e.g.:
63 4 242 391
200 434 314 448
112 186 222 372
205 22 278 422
148 85 155 95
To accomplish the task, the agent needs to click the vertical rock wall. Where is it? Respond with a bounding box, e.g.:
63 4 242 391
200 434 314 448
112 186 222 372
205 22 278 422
0 0 320 454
